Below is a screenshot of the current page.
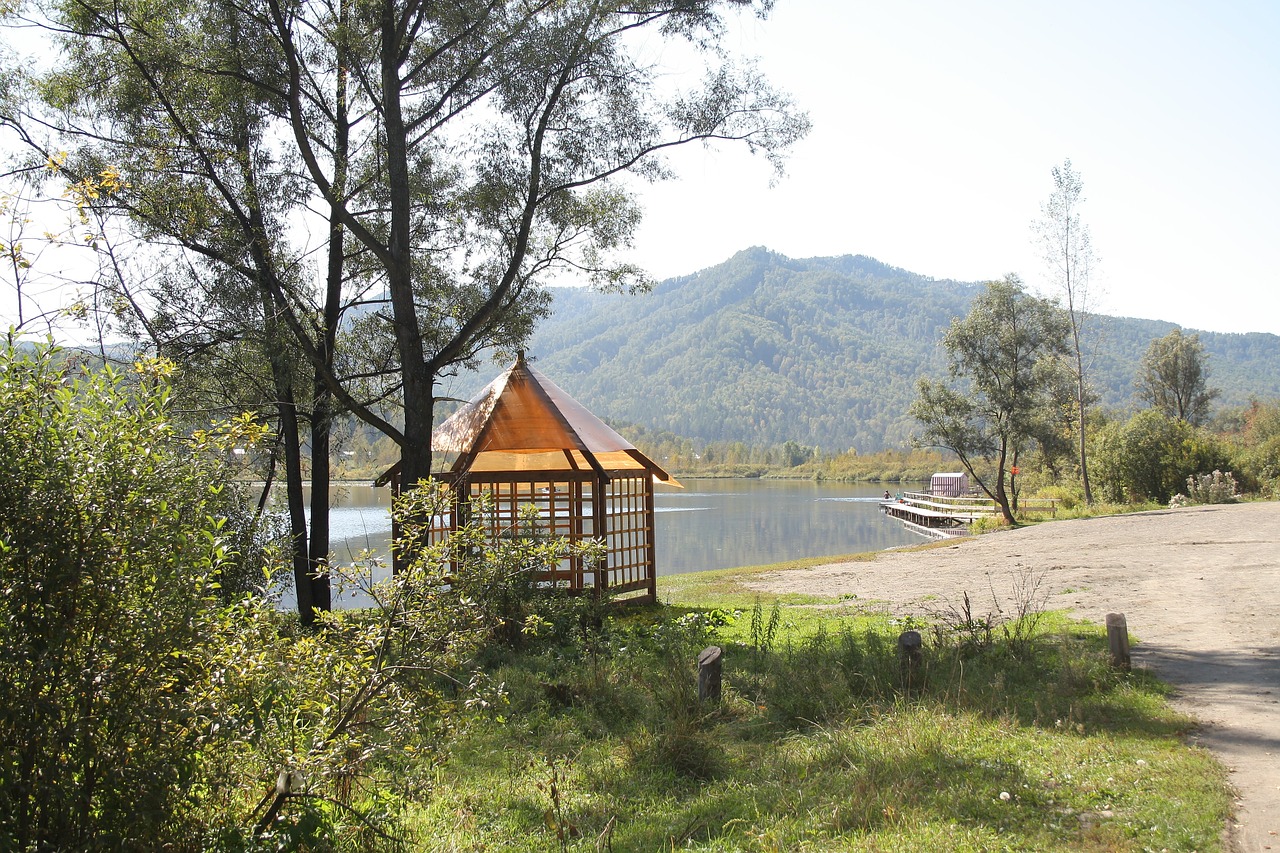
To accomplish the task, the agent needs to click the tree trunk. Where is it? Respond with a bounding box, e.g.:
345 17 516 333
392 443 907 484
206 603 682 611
1077 367 1093 504
304 18 350 614
1069 323 1093 505
994 481 1016 525
381 4 433 486
307 405 332 613
994 442 1016 525
263 293 314 624
1010 448 1020 514
278 391 314 625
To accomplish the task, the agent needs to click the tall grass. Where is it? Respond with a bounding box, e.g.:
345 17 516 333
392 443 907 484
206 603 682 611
407 601 1230 851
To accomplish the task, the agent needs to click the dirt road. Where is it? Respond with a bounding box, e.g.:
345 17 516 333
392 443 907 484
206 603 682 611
744 502 1280 852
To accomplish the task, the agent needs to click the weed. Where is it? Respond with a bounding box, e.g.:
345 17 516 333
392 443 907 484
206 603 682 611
931 590 996 656
1002 567 1049 658
749 597 782 659
926 567 1049 659
632 656 724 781
533 755 576 852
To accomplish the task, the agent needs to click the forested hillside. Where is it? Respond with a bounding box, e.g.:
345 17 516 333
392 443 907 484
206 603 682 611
529 248 972 451
522 247 1280 453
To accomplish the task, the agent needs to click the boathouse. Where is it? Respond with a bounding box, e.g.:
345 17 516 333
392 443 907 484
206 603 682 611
377 353 678 603
929 472 969 497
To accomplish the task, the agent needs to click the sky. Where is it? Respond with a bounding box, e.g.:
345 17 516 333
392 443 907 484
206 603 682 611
3 1 1276 339
623 0 1280 336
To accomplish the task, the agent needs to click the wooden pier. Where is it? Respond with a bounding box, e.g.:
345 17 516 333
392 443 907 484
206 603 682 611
881 491 1058 540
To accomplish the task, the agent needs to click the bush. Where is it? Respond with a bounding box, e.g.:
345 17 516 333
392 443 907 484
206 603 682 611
0 345 267 849
395 489 607 656
195 554 493 849
1091 409 1231 504
1234 399 1280 496
0 343 620 849
1182 470 1239 505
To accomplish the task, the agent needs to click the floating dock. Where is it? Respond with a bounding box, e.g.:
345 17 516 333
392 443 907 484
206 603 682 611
881 491 1057 540
881 491 994 539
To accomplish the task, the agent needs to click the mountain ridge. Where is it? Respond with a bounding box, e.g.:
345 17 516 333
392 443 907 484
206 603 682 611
515 247 1280 453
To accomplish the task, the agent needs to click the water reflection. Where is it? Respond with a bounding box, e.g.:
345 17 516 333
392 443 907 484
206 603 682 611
654 480 921 575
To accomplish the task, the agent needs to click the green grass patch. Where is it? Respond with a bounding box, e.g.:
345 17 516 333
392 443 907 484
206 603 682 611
657 545 949 609
407 598 1231 851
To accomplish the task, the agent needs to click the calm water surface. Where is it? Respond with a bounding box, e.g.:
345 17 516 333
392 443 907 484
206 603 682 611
653 479 922 574
283 479 924 606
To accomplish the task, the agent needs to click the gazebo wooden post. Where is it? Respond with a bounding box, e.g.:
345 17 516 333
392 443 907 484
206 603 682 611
568 479 581 589
643 473 658 603
593 471 608 593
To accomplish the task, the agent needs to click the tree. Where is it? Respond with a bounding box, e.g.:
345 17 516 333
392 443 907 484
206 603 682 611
910 275 1069 524
9 0 807 481
2 0 366 622
260 0 809 486
1136 328 1219 426
4 0 807 613
1033 158 1100 504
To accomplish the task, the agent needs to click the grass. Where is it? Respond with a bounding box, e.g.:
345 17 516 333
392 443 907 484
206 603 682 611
658 546 945 609
405 587 1232 852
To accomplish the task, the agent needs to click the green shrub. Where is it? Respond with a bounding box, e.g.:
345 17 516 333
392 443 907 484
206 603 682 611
0 345 536 849
1091 409 1231 503
0 345 268 849
399 491 607 656
1033 484 1079 511
1233 399 1280 495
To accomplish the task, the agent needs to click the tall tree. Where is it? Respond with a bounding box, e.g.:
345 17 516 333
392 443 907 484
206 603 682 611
255 0 809 486
1032 158 1099 504
1136 328 1219 426
910 275 1069 524
3 0 807 609
2 0 374 622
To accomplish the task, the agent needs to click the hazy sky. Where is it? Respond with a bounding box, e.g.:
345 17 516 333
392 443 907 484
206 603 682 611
4 2 1275 339
625 0 1280 336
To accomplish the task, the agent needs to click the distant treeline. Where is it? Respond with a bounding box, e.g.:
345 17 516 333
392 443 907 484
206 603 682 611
610 421 955 481
330 418 956 483
330 400 1280 508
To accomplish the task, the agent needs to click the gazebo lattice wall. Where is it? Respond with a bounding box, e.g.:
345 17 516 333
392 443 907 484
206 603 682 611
379 353 676 602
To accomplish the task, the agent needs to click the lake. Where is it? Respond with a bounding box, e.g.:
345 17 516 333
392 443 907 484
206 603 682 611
651 479 923 573
283 479 925 606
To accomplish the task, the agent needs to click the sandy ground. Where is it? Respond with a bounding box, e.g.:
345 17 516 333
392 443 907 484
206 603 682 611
743 502 1280 852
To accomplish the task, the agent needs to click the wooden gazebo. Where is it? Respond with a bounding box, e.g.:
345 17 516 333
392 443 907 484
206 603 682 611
378 352 678 602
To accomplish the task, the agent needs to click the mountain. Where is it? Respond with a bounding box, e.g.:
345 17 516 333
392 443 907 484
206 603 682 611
511 247 1280 453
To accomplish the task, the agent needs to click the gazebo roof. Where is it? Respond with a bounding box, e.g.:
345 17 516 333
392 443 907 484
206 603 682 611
382 353 678 484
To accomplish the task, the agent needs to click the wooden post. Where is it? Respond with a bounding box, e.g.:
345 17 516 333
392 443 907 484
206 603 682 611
1106 613 1131 670
898 630 923 684
643 474 658 604
697 645 722 703
593 472 608 595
